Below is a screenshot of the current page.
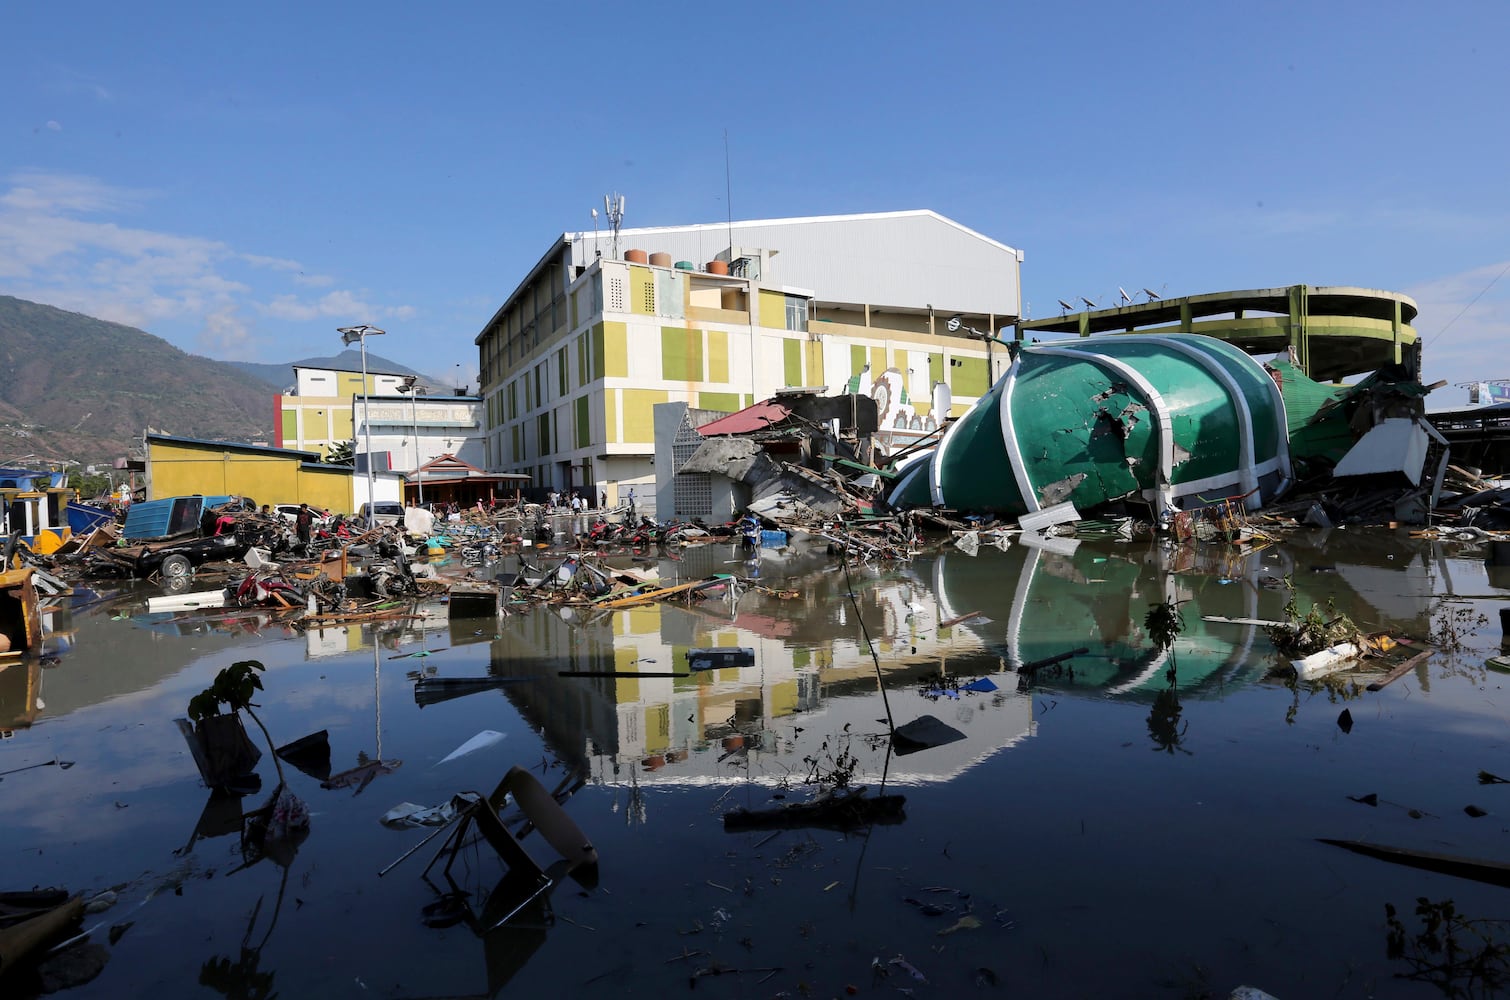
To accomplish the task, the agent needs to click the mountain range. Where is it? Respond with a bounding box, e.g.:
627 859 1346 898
0 295 431 470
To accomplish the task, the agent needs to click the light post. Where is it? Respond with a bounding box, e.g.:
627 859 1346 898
947 315 1009 386
337 324 386 524
398 375 423 507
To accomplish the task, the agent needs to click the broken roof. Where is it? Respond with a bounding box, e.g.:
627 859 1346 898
696 401 791 437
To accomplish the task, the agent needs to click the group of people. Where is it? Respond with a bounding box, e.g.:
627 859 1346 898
545 487 636 515
547 490 590 513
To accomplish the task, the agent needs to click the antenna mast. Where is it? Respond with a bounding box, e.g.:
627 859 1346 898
724 130 734 263
604 193 625 260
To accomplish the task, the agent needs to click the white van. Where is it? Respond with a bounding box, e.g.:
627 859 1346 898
357 501 405 527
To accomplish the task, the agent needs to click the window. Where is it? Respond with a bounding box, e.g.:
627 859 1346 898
785 295 809 332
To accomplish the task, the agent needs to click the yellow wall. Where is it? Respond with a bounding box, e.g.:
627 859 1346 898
698 391 741 412
758 289 786 329
661 326 704 382
629 265 655 316
620 389 667 443
783 338 802 386
147 439 354 511
707 329 729 383
805 340 824 387
603 321 628 378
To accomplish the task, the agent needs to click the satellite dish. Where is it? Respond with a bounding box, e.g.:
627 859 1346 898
1080 297 1097 309
1057 299 1074 312
1143 287 1161 301
1119 286 1132 304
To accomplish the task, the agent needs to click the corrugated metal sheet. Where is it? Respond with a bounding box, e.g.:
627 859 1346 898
567 210 1019 318
696 401 791 436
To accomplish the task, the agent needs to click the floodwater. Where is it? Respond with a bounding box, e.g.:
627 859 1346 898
4 528 1510 998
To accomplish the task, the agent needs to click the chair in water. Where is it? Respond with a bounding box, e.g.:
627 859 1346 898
422 765 598 932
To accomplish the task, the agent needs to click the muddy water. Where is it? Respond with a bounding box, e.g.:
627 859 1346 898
4 529 1510 998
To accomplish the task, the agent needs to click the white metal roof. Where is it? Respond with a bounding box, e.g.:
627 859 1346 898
566 209 1022 318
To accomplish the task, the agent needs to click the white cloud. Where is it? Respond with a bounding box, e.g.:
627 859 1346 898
264 289 379 322
45 120 61 132
0 169 142 214
199 304 254 358
240 252 302 272
263 291 416 325
0 169 415 361
1408 260 1510 391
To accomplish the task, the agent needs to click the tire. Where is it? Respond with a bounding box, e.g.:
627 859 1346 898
160 554 193 580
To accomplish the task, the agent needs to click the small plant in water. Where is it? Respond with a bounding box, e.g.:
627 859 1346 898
1265 578 1361 659
188 659 284 785
1428 599 1489 652
802 731 859 792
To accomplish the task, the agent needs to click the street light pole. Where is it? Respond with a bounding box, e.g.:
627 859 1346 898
948 315 1006 387
337 325 386 524
399 375 423 506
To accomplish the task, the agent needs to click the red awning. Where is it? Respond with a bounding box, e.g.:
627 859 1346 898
696 401 791 436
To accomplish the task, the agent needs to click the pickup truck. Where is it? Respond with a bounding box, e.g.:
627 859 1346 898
88 495 261 581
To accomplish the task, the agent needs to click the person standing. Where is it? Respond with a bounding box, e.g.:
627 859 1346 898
295 503 314 549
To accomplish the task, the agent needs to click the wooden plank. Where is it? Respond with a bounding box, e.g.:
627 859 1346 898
1318 838 1510 888
1203 615 1287 627
939 610 983 628
1366 648 1435 691
594 575 731 609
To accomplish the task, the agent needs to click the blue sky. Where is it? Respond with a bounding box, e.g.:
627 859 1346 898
4 2 1507 398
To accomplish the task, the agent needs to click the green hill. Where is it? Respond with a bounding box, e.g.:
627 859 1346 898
0 295 277 469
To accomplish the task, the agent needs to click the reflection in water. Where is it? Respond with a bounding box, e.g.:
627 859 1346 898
448 537 1409 815
5 528 1509 998
1385 897 1510 995
1147 681 1188 755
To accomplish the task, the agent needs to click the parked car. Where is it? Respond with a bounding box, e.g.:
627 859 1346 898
274 504 330 528
357 501 405 527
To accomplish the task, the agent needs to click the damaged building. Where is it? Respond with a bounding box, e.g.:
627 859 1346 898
472 210 1023 514
655 389 881 523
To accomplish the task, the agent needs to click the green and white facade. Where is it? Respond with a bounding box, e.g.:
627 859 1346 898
891 333 1295 517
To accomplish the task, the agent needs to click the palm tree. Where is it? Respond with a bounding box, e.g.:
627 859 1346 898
324 439 354 465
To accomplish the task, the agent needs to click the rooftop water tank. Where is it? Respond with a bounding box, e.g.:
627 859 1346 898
624 248 649 264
